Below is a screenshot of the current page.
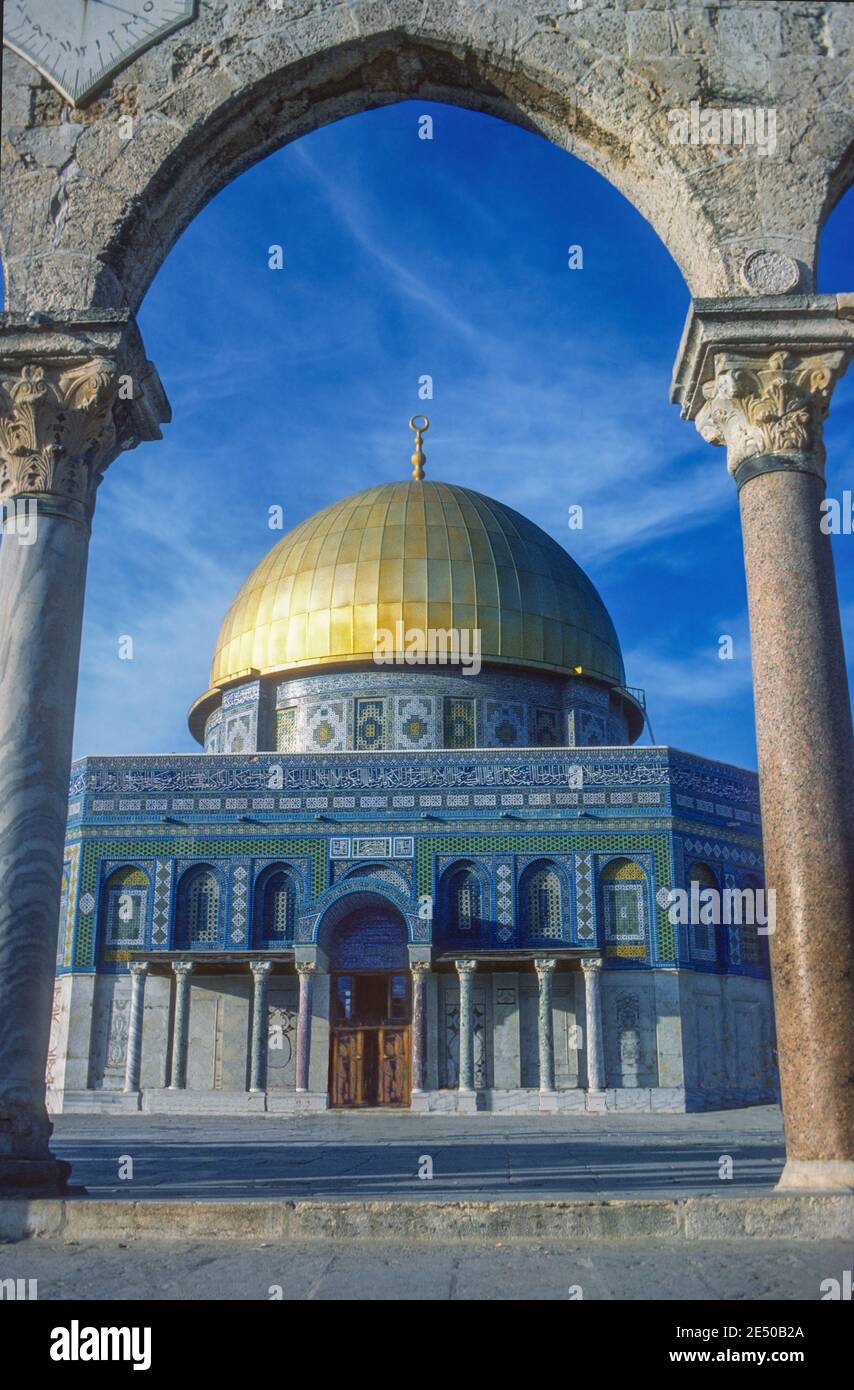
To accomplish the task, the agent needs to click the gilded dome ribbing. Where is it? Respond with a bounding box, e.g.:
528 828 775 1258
205 479 625 688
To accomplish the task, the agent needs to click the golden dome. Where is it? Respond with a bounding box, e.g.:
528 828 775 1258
193 478 625 724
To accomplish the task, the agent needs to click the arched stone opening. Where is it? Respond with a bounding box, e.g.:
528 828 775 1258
316 891 411 1108
2 1 854 1190
3 23 743 314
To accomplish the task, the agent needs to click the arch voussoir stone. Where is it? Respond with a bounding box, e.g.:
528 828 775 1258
5 1 852 316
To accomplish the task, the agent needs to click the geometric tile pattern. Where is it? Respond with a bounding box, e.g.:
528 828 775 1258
275 707 297 752
484 700 526 746
394 695 434 748
415 832 674 963
574 851 595 941
152 859 173 947
229 862 249 944
58 842 80 968
533 707 560 745
495 857 513 942
355 698 386 750
443 696 475 749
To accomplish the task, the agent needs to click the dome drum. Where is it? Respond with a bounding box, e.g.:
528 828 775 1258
194 664 639 755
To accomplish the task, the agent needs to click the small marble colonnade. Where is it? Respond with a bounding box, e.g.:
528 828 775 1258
446 955 606 1112
121 955 316 1097
120 952 606 1106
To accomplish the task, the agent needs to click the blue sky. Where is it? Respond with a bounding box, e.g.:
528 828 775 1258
69 100 854 767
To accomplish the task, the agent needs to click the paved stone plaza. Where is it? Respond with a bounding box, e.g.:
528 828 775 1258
1 1234 849 1302
47 1107 787 1202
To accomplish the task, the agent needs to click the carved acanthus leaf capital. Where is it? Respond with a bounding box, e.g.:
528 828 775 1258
696 349 847 479
0 356 122 507
534 957 558 979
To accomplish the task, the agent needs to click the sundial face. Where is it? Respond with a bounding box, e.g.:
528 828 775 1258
3 0 197 107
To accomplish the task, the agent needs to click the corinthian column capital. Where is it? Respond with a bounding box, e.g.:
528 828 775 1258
696 348 847 484
0 311 169 515
0 358 120 506
671 294 854 490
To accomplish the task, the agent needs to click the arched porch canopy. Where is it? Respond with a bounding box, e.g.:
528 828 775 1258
315 889 412 973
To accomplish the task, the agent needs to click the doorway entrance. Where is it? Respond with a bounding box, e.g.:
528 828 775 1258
329 972 411 1107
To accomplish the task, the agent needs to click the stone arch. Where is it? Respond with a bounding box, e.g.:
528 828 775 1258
519 857 567 942
174 863 225 950
316 889 410 972
687 860 721 966
599 855 649 948
252 862 299 947
7 7 808 314
99 864 150 955
437 859 490 946
732 870 769 971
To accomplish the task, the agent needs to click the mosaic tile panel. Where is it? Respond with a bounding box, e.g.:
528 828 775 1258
305 700 346 751
151 859 173 946
275 707 297 752
229 861 250 945
533 707 561 746
74 837 328 967
58 843 80 969
495 857 513 942
394 695 435 748
222 709 255 754
573 851 595 942
416 832 674 962
355 697 386 750
443 697 475 749
485 700 526 747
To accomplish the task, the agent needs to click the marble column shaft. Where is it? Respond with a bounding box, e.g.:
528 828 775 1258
410 963 429 1094
123 962 149 1093
168 962 194 1090
0 325 167 1188
739 469 854 1178
534 958 557 1092
249 960 273 1092
582 958 606 1091
692 336 854 1188
295 963 315 1092
456 959 477 1092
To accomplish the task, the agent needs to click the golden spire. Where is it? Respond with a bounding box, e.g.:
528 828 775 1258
409 415 429 480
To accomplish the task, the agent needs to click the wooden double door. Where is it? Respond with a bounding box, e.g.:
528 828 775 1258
329 973 411 1107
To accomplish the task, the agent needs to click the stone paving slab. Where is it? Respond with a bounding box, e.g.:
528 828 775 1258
1 1237 850 1301
44 1106 789 1202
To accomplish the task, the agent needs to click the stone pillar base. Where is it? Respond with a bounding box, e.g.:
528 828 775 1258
585 1089 609 1113
456 1090 478 1114
0 1156 71 1193
538 1090 560 1113
777 1159 854 1192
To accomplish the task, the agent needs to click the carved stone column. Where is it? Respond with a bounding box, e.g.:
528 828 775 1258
295 962 316 1093
410 961 430 1095
581 957 606 1093
534 958 558 1095
674 297 854 1190
168 961 194 1090
123 962 149 1094
0 314 168 1189
248 959 273 1093
455 959 478 1094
